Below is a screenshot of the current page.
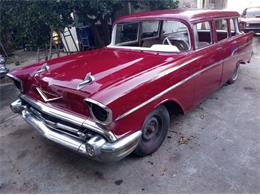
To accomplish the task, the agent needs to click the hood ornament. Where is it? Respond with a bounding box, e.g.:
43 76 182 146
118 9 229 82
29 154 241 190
35 63 49 77
77 72 95 90
36 87 62 102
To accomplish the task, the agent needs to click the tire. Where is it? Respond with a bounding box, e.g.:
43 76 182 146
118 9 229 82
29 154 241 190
134 105 170 157
227 65 240 84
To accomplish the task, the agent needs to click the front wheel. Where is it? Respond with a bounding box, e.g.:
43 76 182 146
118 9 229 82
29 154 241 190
227 65 240 84
134 105 170 157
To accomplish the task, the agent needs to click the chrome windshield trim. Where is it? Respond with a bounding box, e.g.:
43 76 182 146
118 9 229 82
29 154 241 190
20 95 117 142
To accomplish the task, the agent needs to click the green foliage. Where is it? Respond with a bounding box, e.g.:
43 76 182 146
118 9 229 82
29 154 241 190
0 1 73 49
141 0 180 10
0 0 179 50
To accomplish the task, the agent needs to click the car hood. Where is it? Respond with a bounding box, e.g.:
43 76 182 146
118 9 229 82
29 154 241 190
30 48 182 96
10 47 185 119
18 47 183 116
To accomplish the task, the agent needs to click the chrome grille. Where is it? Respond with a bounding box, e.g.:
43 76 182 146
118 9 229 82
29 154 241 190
249 23 260 28
23 100 95 141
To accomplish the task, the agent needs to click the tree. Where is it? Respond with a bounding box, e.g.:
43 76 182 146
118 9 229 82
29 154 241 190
0 1 73 51
72 0 179 47
0 0 179 52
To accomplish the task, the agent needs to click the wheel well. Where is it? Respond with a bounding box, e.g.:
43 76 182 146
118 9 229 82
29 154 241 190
162 100 184 116
239 61 246 65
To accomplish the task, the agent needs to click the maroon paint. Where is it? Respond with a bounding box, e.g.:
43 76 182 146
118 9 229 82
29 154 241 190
9 9 253 138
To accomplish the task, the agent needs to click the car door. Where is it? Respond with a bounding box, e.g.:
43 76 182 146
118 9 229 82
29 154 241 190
192 20 223 105
214 18 235 85
220 18 242 85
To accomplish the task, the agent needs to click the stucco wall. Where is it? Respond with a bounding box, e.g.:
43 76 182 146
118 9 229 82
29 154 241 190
178 0 198 8
227 0 260 13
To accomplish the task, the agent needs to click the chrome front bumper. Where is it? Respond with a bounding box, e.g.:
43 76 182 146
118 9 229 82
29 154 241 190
10 98 141 162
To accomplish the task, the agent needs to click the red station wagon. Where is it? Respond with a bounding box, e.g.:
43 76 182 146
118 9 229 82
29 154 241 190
8 9 254 162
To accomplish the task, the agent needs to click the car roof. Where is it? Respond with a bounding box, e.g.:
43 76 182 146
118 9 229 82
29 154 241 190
115 8 240 24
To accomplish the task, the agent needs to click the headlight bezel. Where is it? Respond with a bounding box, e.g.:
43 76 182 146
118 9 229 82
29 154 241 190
6 73 24 92
84 98 113 126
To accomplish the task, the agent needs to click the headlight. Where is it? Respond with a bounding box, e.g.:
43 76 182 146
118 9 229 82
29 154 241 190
6 73 24 92
84 98 112 125
0 55 5 64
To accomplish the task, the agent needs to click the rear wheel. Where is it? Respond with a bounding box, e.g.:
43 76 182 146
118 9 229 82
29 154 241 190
134 105 170 157
227 65 240 84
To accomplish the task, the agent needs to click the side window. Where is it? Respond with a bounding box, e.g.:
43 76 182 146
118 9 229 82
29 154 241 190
229 18 240 37
115 22 139 45
194 21 213 49
162 21 188 35
230 18 236 36
161 20 191 51
215 19 228 41
141 21 159 39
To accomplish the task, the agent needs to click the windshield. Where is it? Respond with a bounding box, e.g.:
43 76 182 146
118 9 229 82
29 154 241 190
110 20 191 53
244 8 260 17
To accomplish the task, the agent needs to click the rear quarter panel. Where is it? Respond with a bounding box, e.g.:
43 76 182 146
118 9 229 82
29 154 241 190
221 31 254 84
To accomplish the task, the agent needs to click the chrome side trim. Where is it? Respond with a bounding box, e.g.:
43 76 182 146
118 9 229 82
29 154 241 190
6 73 24 92
116 61 219 121
115 51 251 121
20 95 117 142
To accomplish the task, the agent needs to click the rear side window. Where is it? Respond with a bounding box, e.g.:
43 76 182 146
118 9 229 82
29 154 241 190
230 18 239 37
194 21 213 49
215 19 228 41
161 20 191 51
162 21 188 35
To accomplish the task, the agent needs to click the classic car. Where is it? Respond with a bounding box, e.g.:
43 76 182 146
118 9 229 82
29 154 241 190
239 7 260 34
7 9 254 162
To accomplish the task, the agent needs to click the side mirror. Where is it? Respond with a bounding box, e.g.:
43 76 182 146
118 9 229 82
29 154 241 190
0 55 9 79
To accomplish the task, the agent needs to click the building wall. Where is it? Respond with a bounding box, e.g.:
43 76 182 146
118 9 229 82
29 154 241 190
227 0 260 14
204 0 227 9
178 0 198 8
179 0 229 9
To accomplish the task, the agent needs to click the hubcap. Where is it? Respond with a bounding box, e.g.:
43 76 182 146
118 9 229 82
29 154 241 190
142 116 160 141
